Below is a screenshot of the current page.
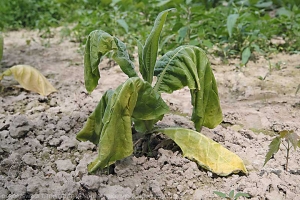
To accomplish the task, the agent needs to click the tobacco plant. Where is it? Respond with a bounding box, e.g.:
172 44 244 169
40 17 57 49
77 9 247 176
264 130 300 171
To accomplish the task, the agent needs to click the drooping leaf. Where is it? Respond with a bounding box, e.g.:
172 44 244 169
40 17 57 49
227 14 239 38
0 65 57 96
142 8 174 83
84 30 137 93
76 90 114 144
84 30 114 93
79 77 169 173
157 127 247 176
112 37 137 78
154 45 222 131
0 32 3 62
264 136 281 166
241 47 251 65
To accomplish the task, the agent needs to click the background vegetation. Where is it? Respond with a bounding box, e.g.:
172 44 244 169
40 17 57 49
1 0 299 62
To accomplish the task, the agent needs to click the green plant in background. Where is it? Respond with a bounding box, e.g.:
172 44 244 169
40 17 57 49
214 190 250 200
76 9 247 176
264 130 300 171
0 32 3 62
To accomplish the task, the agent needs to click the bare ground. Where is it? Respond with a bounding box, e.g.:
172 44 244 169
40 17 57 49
0 29 299 200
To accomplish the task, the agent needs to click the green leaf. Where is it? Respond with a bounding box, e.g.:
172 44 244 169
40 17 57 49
142 8 174 83
84 30 137 93
0 32 3 62
116 19 129 33
264 136 281 166
213 191 227 198
0 65 57 96
84 30 114 93
241 47 251 65
154 45 222 131
235 192 250 199
76 90 114 144
158 127 248 176
227 14 239 38
229 190 234 199
78 77 169 173
280 130 299 150
112 37 138 78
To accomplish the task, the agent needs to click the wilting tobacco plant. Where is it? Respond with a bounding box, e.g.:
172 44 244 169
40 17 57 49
77 9 247 176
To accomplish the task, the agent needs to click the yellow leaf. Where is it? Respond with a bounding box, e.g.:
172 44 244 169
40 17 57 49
0 65 57 96
159 127 248 176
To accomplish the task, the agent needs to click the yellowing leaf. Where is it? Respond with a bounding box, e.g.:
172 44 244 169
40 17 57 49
0 65 57 96
158 127 247 176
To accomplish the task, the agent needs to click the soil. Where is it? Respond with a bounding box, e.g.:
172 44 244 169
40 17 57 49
0 29 299 200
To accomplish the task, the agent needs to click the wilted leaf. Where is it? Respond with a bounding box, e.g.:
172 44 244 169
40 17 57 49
264 136 281 166
227 14 239 38
77 77 169 173
158 127 248 176
76 90 114 144
0 65 56 96
154 45 222 131
84 30 137 93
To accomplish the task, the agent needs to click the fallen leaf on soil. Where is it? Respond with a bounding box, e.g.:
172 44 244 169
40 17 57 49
158 127 248 176
0 65 57 96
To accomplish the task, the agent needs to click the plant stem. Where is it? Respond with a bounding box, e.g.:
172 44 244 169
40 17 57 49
285 141 290 171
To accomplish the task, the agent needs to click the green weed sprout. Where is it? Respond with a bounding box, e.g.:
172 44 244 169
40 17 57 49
264 130 300 171
214 190 250 200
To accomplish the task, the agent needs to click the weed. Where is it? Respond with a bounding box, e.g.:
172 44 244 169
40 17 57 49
214 190 250 199
264 130 300 171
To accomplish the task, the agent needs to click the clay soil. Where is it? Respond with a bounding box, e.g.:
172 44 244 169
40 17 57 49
0 29 300 200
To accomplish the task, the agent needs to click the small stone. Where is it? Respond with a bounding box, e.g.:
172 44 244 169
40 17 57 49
6 183 26 196
150 180 165 199
22 153 37 166
78 141 95 152
80 175 101 191
55 159 76 171
48 138 62 146
100 185 133 200
57 136 78 151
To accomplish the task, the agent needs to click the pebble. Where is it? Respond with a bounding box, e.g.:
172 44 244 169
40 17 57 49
55 159 76 171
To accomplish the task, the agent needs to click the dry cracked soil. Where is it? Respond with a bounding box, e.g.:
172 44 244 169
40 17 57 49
0 29 299 200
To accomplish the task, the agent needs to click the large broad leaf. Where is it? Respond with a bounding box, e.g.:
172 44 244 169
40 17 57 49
157 127 248 176
0 65 57 96
227 14 239 38
264 136 280 166
141 8 174 83
77 77 169 173
76 90 114 144
84 30 137 93
154 45 222 131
